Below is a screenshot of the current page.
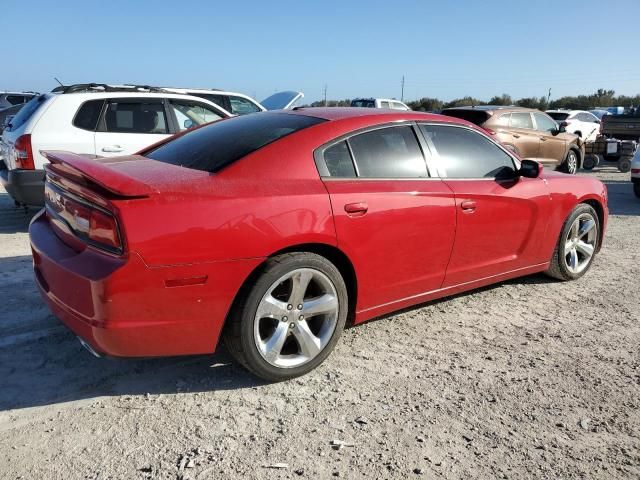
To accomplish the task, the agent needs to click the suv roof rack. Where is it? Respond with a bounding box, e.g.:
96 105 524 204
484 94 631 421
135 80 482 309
51 83 169 94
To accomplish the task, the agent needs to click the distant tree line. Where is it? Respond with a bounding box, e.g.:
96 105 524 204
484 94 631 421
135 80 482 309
302 89 640 112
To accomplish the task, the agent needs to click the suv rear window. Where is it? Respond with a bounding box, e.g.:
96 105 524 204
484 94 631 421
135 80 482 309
73 100 105 131
350 100 375 108
6 94 47 131
145 112 325 173
441 109 491 126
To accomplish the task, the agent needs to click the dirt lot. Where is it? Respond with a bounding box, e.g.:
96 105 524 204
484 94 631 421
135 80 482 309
0 167 638 480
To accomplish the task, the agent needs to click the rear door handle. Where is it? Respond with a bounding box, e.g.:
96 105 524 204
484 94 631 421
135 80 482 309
344 202 368 217
460 200 477 212
102 145 124 153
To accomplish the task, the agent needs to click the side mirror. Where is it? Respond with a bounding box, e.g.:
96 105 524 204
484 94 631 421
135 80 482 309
183 119 194 129
557 121 568 133
518 159 541 178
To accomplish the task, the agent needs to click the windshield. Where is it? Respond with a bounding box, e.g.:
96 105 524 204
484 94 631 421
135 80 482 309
350 99 375 108
6 94 47 131
260 91 303 110
145 112 325 173
546 112 570 121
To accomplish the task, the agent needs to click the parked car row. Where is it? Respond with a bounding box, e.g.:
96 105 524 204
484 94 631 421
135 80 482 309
0 84 303 206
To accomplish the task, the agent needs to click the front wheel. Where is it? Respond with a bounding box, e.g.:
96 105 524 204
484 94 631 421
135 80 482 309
545 204 600 281
224 252 348 381
560 150 579 174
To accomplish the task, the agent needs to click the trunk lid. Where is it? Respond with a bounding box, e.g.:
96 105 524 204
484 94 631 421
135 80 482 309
42 151 209 198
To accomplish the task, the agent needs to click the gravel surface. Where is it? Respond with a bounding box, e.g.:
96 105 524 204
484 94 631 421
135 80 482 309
0 166 638 479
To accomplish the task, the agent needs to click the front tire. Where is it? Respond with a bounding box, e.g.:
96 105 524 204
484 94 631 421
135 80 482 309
560 149 579 174
545 204 600 281
224 252 348 381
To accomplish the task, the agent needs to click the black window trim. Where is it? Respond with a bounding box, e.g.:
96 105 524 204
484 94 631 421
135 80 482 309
415 122 521 181
313 121 436 181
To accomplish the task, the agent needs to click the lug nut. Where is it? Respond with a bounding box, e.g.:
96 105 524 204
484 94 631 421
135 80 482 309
282 316 288 322
289 322 295 329
299 315 304 320
297 304 303 310
287 304 293 310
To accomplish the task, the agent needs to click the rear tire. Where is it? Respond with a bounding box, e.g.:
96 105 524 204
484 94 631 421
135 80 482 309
545 204 600 281
223 252 348 381
582 154 598 170
560 149 579 174
618 156 632 173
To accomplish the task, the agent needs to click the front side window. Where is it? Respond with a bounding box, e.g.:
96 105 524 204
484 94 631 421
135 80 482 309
169 99 223 131
533 113 557 132
229 96 261 115
145 112 325 173
420 124 515 179
104 101 168 134
510 112 533 129
348 126 427 178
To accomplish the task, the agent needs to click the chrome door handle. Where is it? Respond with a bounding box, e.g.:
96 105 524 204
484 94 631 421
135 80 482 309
102 145 124 153
460 200 477 212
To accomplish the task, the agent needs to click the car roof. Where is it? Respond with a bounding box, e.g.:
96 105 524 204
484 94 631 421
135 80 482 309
443 105 533 112
286 107 469 125
164 87 253 98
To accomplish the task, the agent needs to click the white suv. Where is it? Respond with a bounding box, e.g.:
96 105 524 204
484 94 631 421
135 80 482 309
0 84 230 206
162 88 304 115
350 98 411 110
546 110 601 143
632 147 640 198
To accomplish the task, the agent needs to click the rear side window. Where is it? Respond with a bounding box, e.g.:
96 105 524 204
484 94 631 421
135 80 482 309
420 124 515 178
323 141 356 177
348 126 427 178
510 112 533 129
7 94 47 131
103 101 168 134
73 100 104 131
6 95 26 105
547 112 569 121
145 112 325 173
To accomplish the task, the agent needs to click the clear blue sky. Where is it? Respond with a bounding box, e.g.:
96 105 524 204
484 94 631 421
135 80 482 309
3 0 640 103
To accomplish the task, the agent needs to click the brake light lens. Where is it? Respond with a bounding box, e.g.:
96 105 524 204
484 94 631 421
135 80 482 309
14 134 35 170
44 182 123 254
631 168 640 174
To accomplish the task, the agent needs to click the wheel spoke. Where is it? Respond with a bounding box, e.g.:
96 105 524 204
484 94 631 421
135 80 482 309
293 319 322 358
263 322 289 363
288 270 313 307
578 219 596 239
256 295 289 320
570 220 579 239
303 294 338 318
575 241 594 258
567 248 579 271
564 240 574 252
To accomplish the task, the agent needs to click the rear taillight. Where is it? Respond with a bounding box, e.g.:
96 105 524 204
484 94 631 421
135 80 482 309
632 168 640 174
14 134 35 170
45 182 123 254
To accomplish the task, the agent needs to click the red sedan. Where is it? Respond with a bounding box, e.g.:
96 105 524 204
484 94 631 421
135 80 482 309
29 108 608 381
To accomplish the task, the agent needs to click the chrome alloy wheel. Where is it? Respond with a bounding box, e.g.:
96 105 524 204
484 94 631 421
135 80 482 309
564 213 597 274
566 151 578 174
253 268 339 368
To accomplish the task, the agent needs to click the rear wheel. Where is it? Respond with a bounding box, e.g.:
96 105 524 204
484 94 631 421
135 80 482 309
618 156 632 173
545 204 600 281
224 252 348 381
560 149 579 174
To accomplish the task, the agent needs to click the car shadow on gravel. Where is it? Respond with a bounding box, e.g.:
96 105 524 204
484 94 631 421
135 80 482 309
0 192 40 233
601 180 640 216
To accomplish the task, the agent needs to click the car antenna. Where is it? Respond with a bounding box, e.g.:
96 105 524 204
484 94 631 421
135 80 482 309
54 77 64 87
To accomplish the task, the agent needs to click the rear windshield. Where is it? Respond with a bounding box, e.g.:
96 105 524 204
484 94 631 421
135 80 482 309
546 112 570 121
6 94 47 131
441 109 491 126
351 100 375 108
145 112 325 173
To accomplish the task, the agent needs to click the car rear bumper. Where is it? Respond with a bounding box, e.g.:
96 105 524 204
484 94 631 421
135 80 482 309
0 167 45 206
29 209 261 357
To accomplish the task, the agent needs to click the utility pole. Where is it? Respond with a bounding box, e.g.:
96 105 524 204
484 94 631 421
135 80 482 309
547 88 552 105
401 75 405 102
323 84 327 107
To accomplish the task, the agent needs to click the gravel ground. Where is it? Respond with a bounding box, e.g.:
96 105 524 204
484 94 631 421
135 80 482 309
0 166 638 480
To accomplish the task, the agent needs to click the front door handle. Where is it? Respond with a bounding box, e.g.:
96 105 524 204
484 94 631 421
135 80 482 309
102 145 124 153
512 133 520 138
344 202 368 217
460 200 477 212
539 137 547 141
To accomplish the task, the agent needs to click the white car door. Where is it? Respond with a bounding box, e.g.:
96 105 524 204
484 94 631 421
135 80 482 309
94 98 172 157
